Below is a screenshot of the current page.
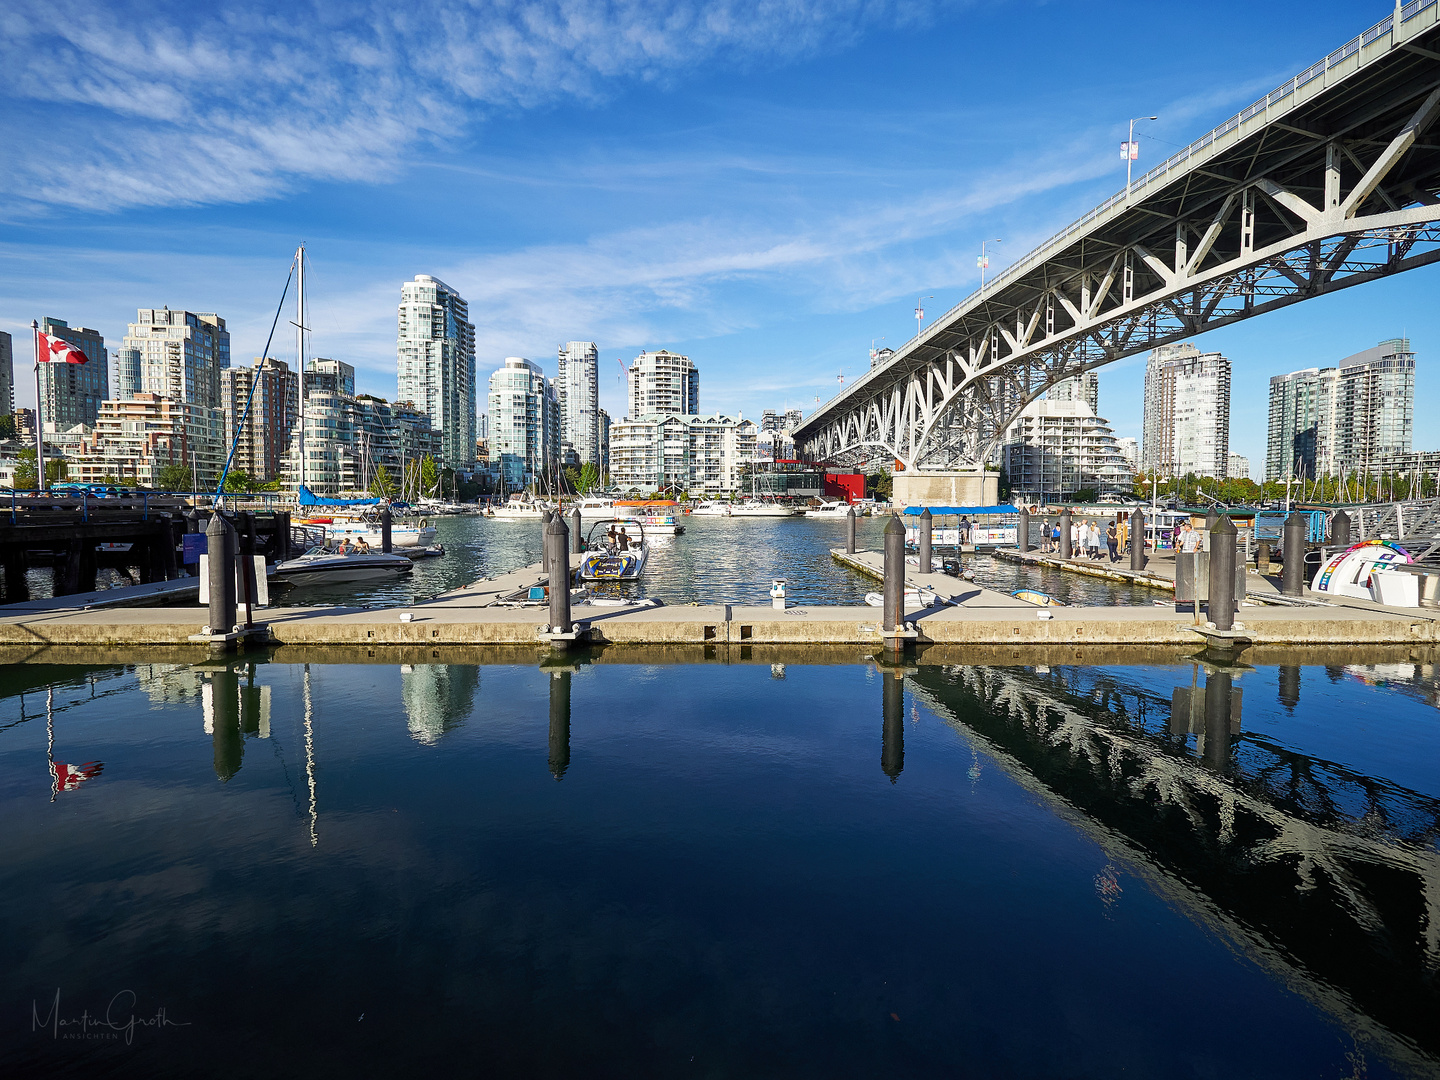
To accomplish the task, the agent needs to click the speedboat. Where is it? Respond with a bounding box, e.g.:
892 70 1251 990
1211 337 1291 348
578 519 650 581
614 500 686 535
691 500 732 517
271 545 414 587
729 499 795 518
490 493 551 519
803 498 854 518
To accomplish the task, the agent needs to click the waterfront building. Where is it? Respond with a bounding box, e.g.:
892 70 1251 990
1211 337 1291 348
1116 437 1139 471
628 350 698 419
397 275 477 470
14 409 36 442
1228 453 1251 481
556 341 600 467
70 394 225 487
1002 399 1132 502
609 414 756 493
220 357 298 481
488 357 558 487
598 408 611 477
39 318 109 430
784 408 803 432
1048 371 1099 416
1142 343 1231 478
353 395 440 492
0 331 12 418
111 345 143 400
1265 339 1415 480
284 358 356 494
123 309 229 409
761 409 780 432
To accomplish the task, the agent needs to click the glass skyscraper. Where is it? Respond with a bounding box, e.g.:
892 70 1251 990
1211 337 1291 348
397 275 477 470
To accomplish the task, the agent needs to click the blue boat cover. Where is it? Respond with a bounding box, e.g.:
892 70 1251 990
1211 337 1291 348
902 504 1019 516
297 484 382 508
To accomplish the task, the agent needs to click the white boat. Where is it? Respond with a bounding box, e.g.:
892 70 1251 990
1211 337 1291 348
312 518 437 548
803 498 854 518
864 587 941 608
272 546 414 587
572 496 615 519
578 519 651 580
691 500 733 517
490 493 551 519
614 500 686 535
729 499 795 518
1311 539 1412 599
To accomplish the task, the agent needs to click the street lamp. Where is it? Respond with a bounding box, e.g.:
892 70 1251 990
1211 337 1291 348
977 239 1002 288
1123 115 1159 195
914 295 934 337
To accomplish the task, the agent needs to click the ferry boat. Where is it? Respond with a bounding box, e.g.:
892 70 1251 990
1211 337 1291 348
272 545 414 587
578 519 650 580
614 500 686 535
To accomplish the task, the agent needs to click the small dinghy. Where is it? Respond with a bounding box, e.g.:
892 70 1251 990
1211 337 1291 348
864 587 941 608
1012 588 1064 607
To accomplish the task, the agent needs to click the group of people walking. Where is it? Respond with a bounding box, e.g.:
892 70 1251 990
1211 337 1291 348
1044 517 1122 563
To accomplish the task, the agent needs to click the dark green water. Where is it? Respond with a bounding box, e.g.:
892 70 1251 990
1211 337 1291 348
2 653 1438 1077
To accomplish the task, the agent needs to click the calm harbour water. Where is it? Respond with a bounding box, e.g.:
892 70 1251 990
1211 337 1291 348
2 652 1438 1077
279 513 1165 608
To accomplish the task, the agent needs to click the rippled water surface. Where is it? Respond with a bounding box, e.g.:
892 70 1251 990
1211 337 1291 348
280 514 1166 608
2 653 1438 1078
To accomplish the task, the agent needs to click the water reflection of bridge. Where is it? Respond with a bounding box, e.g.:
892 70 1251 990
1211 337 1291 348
901 661 1440 1075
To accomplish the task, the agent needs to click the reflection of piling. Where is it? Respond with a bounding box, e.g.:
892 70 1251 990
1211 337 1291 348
211 667 243 781
548 670 571 780
1282 512 1306 596
545 515 571 635
1208 514 1237 630
882 514 904 634
1330 509 1351 547
919 507 933 574
1278 664 1300 710
1129 507 1146 571
1018 504 1030 553
1059 507 1072 560
882 671 904 781
1202 669 1235 771
845 505 856 554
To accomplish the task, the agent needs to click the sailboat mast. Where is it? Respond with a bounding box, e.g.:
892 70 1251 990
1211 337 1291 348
296 243 307 491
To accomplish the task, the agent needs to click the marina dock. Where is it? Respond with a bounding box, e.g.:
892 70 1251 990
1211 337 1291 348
3 547 1440 651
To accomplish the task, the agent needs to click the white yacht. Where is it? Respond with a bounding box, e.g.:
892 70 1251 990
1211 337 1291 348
572 496 616 520
490 493 551 519
691 500 733 517
803 499 854 518
272 545 414 587
729 499 796 518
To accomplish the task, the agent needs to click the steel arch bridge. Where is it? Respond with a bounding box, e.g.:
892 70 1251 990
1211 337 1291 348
795 1 1440 472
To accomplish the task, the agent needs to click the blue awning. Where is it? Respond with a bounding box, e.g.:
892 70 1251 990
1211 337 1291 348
902 504 1018 516
297 484 382 507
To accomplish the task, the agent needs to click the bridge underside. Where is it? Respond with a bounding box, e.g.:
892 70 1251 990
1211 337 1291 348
799 12 1440 472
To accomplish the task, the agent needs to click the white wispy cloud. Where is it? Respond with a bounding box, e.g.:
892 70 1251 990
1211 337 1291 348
0 0 939 213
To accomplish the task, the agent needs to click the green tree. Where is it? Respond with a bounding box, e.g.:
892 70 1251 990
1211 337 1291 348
156 462 192 491
577 461 600 493
14 448 67 489
419 454 440 497
562 466 581 493
0 413 16 440
222 469 254 493
370 463 397 498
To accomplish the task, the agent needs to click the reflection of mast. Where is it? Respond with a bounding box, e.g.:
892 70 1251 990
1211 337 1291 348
46 688 56 802
303 665 318 847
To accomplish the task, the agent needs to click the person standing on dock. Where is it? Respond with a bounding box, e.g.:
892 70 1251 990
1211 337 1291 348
1106 521 1119 563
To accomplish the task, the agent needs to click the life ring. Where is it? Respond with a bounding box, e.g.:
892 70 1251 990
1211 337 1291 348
419 518 429 528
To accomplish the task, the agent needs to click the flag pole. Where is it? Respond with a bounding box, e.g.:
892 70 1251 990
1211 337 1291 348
32 319 44 493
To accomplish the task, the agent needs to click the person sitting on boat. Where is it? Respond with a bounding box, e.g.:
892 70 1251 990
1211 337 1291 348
617 527 631 552
356 538 371 554
337 539 354 556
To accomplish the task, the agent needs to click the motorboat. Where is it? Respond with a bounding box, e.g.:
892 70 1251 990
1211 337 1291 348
490 493 551 519
310 515 437 548
691 500 733 517
572 496 615 520
271 545 414 587
578 519 650 581
614 500 686 535
729 499 795 518
864 587 942 608
1311 539 1411 599
803 498 854 518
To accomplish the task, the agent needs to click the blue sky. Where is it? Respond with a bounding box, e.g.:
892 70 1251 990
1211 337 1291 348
1 0 1432 471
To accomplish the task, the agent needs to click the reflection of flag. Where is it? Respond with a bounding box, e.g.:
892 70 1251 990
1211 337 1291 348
37 332 90 364
50 760 104 791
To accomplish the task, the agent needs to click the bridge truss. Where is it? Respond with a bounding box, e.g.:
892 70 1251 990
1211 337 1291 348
797 2 1440 471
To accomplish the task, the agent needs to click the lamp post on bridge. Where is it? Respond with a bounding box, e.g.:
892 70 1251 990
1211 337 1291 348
914 295 933 338
977 238 1002 289
1124 115 1159 196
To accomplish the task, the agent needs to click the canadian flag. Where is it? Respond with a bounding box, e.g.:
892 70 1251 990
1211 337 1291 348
37 331 90 364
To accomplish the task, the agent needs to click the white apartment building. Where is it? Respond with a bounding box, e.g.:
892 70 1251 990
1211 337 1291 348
39 318 109 430
488 357 559 488
1142 343 1230 478
628 350 698 418
1002 399 1132 501
556 341 600 467
1047 371 1099 416
1266 338 1415 481
1228 453 1250 481
397 275 477 470
220 357 298 481
123 308 229 410
70 394 225 487
610 414 757 493
1115 437 1139 471
285 359 356 494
